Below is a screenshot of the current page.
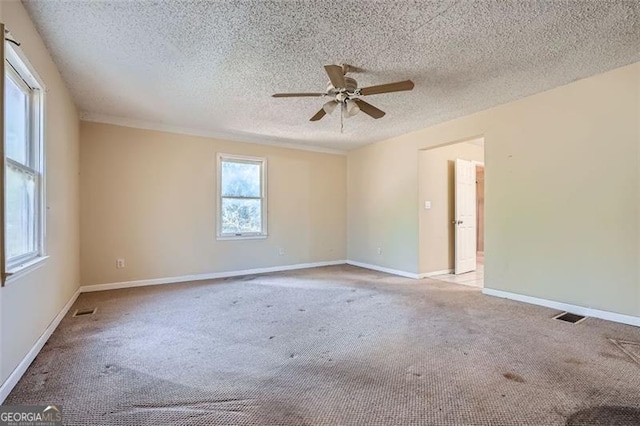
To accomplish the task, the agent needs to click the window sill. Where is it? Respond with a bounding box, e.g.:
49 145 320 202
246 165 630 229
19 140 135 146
5 256 49 284
217 235 268 241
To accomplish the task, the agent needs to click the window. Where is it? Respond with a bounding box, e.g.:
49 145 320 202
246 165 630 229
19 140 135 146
216 154 267 239
4 43 45 272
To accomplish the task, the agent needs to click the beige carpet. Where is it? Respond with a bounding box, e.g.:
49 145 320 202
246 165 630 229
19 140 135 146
4 265 640 425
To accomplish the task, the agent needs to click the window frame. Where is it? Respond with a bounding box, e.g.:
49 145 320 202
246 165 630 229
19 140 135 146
4 40 47 277
216 153 267 240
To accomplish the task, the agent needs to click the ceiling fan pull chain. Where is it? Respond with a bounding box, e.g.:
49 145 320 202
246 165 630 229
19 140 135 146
341 103 344 133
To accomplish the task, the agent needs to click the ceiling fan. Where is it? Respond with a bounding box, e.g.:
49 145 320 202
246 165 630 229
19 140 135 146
272 64 414 127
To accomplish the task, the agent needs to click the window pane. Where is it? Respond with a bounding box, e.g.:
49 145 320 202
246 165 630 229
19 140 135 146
221 198 262 234
221 161 261 197
6 164 37 259
5 73 29 165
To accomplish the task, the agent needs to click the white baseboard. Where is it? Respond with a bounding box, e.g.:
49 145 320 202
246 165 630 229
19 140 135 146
81 260 347 292
482 288 640 328
346 260 419 279
418 269 454 279
0 287 81 404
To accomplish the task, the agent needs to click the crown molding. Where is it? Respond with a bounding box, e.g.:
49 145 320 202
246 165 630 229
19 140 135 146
79 112 348 156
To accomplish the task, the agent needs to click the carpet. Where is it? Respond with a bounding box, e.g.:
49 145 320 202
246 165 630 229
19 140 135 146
4 265 640 425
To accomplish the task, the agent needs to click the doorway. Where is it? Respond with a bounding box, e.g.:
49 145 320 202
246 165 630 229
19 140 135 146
418 137 485 288
476 163 485 276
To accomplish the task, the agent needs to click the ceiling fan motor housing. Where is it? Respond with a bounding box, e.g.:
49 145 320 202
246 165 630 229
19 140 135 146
327 76 358 98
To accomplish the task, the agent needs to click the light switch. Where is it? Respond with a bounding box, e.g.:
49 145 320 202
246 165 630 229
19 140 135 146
424 201 432 209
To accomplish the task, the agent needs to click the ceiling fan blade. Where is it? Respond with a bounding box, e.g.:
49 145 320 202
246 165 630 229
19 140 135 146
354 99 385 119
324 65 346 89
272 93 325 98
359 80 414 96
342 64 364 74
310 108 327 121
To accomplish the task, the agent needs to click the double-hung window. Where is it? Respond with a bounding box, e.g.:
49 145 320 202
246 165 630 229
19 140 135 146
217 154 267 239
4 42 45 273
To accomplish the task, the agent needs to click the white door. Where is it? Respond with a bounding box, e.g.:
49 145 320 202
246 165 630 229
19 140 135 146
455 159 477 274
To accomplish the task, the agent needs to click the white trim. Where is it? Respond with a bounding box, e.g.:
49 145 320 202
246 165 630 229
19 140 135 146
5 256 49 284
346 260 420 279
80 260 347 292
216 235 268 241
482 288 640 328
418 269 454 279
5 42 47 271
5 43 47 91
80 113 347 156
0 287 81 404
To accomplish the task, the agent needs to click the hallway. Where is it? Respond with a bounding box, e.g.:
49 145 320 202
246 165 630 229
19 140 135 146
432 255 484 288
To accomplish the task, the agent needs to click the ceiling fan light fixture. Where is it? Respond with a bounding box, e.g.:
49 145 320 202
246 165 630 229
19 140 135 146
345 99 360 117
322 100 338 115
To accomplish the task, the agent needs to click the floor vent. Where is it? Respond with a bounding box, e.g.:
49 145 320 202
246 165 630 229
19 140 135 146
73 308 97 317
553 312 586 324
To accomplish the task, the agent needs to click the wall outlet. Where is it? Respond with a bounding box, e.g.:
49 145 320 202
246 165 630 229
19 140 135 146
278 248 285 256
116 259 125 269
377 247 383 255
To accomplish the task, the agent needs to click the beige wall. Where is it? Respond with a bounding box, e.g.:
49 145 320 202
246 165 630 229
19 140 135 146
418 142 484 274
1 1 80 384
348 62 640 317
80 122 346 286
347 140 420 273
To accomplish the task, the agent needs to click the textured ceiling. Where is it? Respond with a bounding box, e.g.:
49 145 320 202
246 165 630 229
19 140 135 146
22 0 640 151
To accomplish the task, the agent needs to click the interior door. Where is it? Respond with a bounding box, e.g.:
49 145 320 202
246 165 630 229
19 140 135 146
454 159 477 274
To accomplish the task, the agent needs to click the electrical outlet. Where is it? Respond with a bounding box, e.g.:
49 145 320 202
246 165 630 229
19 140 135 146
377 247 382 255
116 259 125 269
278 248 285 256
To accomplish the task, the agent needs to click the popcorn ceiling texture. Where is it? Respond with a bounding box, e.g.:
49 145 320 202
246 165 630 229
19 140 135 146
22 0 640 151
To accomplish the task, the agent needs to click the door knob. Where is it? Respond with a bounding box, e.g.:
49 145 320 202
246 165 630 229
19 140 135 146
452 220 463 225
